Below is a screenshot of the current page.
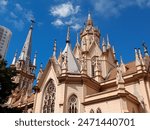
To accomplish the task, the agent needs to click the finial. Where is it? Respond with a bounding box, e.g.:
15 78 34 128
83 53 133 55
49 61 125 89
12 51 18 65
138 48 143 59
33 51 37 66
66 25 70 44
76 33 80 46
107 34 111 49
120 56 123 64
88 12 91 20
30 19 35 29
53 39 57 57
102 37 106 45
120 56 126 73
87 12 93 26
112 46 116 58
135 48 141 67
138 48 145 66
142 42 149 56
102 37 106 53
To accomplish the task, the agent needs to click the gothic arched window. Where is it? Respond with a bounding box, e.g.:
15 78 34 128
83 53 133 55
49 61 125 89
91 57 96 77
90 109 94 113
68 94 78 113
43 80 56 113
96 108 102 113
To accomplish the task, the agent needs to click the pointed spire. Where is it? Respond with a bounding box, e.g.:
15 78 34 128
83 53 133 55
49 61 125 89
107 34 111 49
138 48 145 66
86 12 93 26
88 12 91 20
33 52 37 66
19 20 34 61
142 42 149 56
120 56 123 64
112 46 116 58
120 56 126 73
102 37 107 53
138 48 143 60
53 39 57 57
76 33 80 45
12 51 17 65
66 25 70 44
135 48 141 66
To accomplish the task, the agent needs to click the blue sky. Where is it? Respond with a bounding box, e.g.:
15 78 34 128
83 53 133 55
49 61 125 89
0 0 150 73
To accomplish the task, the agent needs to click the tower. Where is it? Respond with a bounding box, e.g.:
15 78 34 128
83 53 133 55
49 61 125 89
80 13 100 51
0 25 12 59
7 21 36 112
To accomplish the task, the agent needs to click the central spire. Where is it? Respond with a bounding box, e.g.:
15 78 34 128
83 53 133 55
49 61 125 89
19 20 35 61
66 25 70 44
86 12 93 26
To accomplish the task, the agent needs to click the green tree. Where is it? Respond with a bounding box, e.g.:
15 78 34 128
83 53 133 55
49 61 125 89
0 58 22 112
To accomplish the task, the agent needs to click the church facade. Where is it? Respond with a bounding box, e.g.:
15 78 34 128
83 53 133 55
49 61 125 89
8 14 150 113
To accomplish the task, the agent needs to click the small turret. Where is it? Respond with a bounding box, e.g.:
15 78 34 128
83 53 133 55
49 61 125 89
33 52 37 67
76 33 80 46
11 51 17 66
112 46 116 59
53 39 57 57
142 42 149 57
120 56 126 73
66 26 70 44
102 38 107 53
106 34 111 49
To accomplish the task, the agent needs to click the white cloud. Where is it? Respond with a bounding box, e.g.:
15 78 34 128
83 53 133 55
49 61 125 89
13 19 25 31
3 2 35 31
92 0 150 17
24 10 35 22
50 2 81 30
71 24 81 31
50 2 80 18
10 12 17 19
15 3 23 11
52 19 64 26
65 17 79 25
0 0 8 13
5 18 25 31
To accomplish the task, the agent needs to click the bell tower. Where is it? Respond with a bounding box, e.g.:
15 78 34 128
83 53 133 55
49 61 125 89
80 13 101 52
7 21 36 110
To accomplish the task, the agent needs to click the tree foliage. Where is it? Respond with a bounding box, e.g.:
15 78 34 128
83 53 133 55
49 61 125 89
0 59 22 112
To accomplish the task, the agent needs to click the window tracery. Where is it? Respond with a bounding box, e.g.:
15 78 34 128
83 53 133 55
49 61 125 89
68 95 78 113
43 80 55 113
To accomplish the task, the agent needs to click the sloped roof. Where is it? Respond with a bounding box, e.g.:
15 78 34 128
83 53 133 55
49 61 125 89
107 61 136 81
62 43 80 73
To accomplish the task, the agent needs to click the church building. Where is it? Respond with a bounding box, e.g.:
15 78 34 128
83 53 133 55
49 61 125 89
8 14 150 113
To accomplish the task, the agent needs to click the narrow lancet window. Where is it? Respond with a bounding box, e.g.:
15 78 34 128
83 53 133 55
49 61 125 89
68 95 78 113
43 80 56 113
